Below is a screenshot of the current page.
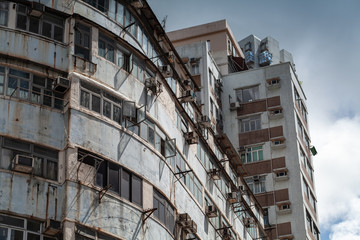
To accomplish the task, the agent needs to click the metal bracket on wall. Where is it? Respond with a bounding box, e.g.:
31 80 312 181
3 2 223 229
98 185 111 204
142 208 157 224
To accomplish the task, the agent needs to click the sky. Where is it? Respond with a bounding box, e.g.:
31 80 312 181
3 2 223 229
147 0 360 239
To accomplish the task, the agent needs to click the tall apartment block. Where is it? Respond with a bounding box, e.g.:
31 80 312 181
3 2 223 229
169 21 320 240
0 1 268 240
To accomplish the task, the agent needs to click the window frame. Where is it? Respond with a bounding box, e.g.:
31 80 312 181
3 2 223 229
241 145 263 163
0 1 9 26
15 4 64 42
235 85 259 103
239 115 261 133
1 136 59 181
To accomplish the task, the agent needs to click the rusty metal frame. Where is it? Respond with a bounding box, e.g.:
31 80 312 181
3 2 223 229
142 208 157 224
98 185 111 204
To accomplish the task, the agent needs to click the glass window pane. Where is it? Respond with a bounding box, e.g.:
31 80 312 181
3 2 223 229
33 156 43 177
258 150 263 160
113 105 121 124
19 80 29 99
121 169 130 200
96 162 107 188
0 74 4 94
131 175 142 206
54 25 63 42
92 95 101 113
103 100 111 118
43 90 53 107
107 45 114 62
0 215 24 227
116 3 124 25
42 22 52 38
47 160 58 181
27 219 41 233
98 40 105 58
29 17 39 34
10 229 23 240
27 233 40 240
31 87 41 103
148 127 155 146
7 77 17 96
80 90 90 109
16 14 27 30
109 163 119 193
0 227 7 239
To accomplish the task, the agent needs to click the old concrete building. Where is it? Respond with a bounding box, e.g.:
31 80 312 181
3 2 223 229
0 1 267 240
169 23 320 240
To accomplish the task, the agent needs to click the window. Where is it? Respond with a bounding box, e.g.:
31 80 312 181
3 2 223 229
0 1 8 26
0 214 57 240
76 224 118 240
0 136 58 180
306 211 313 232
81 150 142 207
83 0 108 12
239 115 261 132
116 49 132 73
0 66 5 94
98 33 115 63
245 176 266 194
241 146 263 163
236 86 259 103
244 42 251 52
153 189 175 234
16 4 64 42
191 60 200 75
75 23 91 60
80 81 122 124
166 77 177 94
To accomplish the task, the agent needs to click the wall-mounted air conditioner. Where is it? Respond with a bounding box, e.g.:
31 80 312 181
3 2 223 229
183 220 197 234
13 155 34 173
184 131 198 145
205 205 218 218
29 2 45 17
53 76 70 93
229 102 241 110
42 219 61 235
227 192 238 204
160 65 172 78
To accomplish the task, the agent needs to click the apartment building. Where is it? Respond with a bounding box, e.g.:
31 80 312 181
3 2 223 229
169 22 320 240
0 1 267 240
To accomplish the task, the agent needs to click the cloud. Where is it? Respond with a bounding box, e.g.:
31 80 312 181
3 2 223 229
312 115 360 238
329 197 360 240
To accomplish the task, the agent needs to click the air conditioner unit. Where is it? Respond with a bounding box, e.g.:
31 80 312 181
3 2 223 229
184 131 198 145
13 155 34 173
183 220 197 234
130 0 143 9
183 79 194 90
53 76 70 93
229 102 241 110
227 192 238 204
160 65 172 78
145 77 162 95
221 228 234 240
244 217 254 228
253 175 260 182
190 58 197 63
197 115 211 128
29 2 45 17
182 90 196 103
208 168 221 180
167 51 175 64
42 219 61 235
215 79 223 88
205 205 218 218
178 213 191 225
239 185 245 192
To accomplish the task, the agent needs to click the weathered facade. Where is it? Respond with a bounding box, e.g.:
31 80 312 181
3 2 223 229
169 23 320 240
0 1 267 240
